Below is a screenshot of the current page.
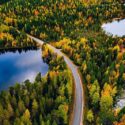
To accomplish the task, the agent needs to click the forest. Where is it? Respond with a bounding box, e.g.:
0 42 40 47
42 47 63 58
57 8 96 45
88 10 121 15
0 0 125 125
0 0 124 41
53 36 125 124
0 44 73 125
0 0 10 4
0 24 36 49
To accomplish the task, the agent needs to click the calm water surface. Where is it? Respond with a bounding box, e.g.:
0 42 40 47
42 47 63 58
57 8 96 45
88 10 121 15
102 19 125 37
0 49 48 91
115 90 125 109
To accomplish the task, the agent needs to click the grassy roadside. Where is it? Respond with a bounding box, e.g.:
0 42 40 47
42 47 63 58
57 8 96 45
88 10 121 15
78 68 88 125
69 70 76 125
61 51 84 125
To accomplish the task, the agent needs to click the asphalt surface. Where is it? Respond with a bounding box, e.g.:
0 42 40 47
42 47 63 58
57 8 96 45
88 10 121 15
29 35 84 125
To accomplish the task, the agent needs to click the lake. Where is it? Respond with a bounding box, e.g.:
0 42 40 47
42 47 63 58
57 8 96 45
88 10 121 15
0 49 49 91
115 90 125 109
102 19 125 37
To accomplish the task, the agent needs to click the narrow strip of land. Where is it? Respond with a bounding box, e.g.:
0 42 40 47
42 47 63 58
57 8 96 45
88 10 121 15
28 35 84 125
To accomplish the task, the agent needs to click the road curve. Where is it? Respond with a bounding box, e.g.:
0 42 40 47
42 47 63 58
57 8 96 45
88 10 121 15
28 35 84 125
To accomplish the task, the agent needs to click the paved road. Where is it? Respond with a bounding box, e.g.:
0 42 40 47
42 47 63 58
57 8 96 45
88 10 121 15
28 35 84 125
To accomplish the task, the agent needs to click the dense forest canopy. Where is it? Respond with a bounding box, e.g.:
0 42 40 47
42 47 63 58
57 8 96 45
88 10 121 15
0 0 10 4
0 24 36 49
0 0 125 125
0 0 125 41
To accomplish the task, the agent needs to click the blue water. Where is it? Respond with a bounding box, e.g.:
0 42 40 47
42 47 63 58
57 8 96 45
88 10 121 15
102 19 125 37
0 49 48 91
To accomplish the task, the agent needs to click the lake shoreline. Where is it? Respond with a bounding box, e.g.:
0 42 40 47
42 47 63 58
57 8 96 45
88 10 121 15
0 48 49 91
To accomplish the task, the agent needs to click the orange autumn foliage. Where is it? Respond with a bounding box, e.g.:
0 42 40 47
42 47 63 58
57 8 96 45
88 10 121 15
34 10 39 16
114 115 125 125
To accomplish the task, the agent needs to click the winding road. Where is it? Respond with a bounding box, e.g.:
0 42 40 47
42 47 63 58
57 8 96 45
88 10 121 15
28 35 84 125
